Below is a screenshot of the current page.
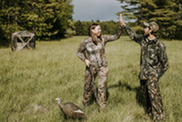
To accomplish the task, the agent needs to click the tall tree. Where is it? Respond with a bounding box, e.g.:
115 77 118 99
74 20 84 35
118 0 182 39
140 0 182 39
118 0 140 22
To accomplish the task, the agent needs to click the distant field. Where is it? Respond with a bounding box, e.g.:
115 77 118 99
0 36 182 122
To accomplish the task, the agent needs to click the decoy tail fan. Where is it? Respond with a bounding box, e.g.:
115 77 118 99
55 97 61 104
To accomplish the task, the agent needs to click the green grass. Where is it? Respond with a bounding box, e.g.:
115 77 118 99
0 36 182 122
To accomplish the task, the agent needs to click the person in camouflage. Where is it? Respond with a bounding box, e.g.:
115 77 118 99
119 14 169 121
77 15 123 108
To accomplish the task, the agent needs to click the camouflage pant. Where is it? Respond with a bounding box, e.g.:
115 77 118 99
140 76 165 121
82 66 108 108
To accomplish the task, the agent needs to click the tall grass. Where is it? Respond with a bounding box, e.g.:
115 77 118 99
0 36 182 122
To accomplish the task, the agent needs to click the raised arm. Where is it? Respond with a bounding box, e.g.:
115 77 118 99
102 26 122 43
102 14 125 43
119 14 143 44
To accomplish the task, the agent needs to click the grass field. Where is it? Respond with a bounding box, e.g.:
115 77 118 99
0 36 182 122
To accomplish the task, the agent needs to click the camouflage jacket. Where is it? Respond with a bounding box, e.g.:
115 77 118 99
124 26 169 80
77 26 122 69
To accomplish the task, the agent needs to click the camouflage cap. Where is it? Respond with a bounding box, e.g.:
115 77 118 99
143 21 159 33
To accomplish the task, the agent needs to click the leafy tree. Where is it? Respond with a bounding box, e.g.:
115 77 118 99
118 0 182 39
74 20 84 35
118 0 140 22
140 0 182 39
0 0 74 46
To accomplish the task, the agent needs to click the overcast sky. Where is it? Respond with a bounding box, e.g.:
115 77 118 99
71 0 122 22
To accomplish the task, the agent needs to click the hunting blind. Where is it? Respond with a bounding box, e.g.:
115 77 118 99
11 31 35 51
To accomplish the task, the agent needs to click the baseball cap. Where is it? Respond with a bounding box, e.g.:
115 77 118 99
143 21 159 33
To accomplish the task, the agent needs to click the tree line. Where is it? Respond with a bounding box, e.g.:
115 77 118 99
0 0 182 47
74 20 122 36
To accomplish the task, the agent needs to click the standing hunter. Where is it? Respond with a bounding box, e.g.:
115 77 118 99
119 14 169 121
77 15 123 108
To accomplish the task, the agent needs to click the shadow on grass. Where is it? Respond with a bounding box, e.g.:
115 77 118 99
85 82 122 106
84 80 146 113
107 80 146 108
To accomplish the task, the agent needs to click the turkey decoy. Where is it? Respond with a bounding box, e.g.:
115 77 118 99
55 98 87 119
